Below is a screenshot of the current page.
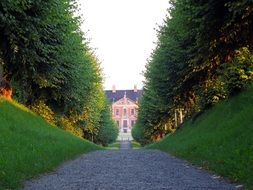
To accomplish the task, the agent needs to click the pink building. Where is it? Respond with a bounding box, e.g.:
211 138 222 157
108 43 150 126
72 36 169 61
105 85 142 133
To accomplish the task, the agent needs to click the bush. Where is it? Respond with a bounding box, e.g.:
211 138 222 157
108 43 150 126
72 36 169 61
29 100 55 125
220 47 253 95
58 117 83 137
199 47 253 111
200 79 227 109
96 105 119 146
132 123 148 146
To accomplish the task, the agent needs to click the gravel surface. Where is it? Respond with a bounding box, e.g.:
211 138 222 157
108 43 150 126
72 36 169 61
120 140 131 150
23 142 236 190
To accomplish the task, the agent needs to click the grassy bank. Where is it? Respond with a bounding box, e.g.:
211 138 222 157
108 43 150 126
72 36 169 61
106 141 142 150
0 98 102 190
148 86 253 189
107 141 120 150
131 141 141 149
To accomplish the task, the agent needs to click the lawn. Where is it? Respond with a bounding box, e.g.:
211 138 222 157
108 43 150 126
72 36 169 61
131 141 141 149
107 141 120 149
0 98 102 190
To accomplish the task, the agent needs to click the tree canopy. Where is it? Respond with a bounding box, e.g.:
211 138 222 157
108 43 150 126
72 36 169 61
133 0 253 145
0 0 118 146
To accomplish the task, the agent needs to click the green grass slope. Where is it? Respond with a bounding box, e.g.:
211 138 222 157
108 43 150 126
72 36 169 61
107 141 120 150
148 85 253 189
131 141 141 149
0 98 102 190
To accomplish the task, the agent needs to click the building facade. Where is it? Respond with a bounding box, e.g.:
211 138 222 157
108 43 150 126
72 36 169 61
105 85 142 133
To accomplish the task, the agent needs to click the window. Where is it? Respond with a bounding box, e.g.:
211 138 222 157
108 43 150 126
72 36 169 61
115 109 119 116
131 109 135 115
123 108 127 116
131 120 135 127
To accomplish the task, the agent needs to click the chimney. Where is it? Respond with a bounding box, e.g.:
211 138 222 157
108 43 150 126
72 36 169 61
112 85 116 93
134 84 137 92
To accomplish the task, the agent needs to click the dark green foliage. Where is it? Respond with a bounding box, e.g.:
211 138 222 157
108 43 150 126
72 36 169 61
219 47 253 95
134 0 253 144
0 0 116 144
0 0 89 110
131 123 149 146
96 101 119 146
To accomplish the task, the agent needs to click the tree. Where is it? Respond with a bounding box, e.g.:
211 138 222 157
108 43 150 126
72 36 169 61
96 100 119 146
134 0 253 144
0 0 117 145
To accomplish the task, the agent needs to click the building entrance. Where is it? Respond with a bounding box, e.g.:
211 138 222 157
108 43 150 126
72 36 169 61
123 120 128 133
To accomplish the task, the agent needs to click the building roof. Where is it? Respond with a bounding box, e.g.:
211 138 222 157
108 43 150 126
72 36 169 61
105 90 142 103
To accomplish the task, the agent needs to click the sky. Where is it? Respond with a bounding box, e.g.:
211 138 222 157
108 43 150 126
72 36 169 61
78 0 169 90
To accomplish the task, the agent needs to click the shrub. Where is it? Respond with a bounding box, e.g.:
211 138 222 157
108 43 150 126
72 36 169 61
29 100 55 125
58 117 83 137
132 123 150 146
200 79 227 109
96 105 119 146
220 47 253 95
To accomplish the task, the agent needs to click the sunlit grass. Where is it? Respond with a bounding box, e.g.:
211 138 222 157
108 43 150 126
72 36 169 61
131 141 141 149
148 85 253 189
107 141 120 150
0 97 33 114
0 98 102 190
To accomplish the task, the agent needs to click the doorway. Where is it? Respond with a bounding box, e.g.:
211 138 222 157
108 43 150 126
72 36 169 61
123 120 128 133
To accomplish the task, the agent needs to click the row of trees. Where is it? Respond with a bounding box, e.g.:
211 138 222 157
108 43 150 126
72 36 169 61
0 0 118 146
133 0 253 145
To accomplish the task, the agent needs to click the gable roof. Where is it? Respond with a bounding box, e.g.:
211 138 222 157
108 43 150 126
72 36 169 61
105 89 142 104
113 96 138 105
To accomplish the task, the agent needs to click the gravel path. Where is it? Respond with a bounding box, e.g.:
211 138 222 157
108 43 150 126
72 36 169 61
23 142 236 190
120 140 132 150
